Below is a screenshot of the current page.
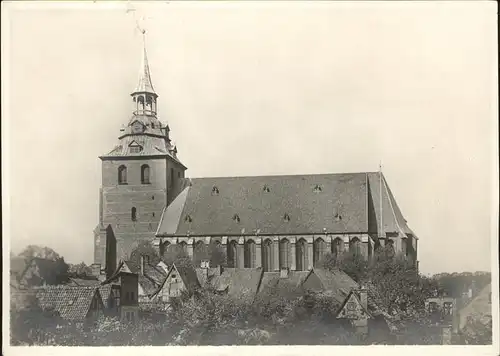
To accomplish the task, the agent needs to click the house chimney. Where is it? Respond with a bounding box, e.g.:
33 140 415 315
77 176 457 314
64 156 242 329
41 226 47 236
280 267 289 279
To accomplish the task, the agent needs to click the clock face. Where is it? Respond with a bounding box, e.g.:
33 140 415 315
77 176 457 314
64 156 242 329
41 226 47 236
132 122 144 134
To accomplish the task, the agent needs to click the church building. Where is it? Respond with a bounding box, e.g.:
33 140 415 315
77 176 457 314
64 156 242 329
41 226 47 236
95 39 419 272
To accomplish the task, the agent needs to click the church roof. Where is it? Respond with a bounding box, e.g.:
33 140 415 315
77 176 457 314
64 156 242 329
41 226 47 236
156 172 414 237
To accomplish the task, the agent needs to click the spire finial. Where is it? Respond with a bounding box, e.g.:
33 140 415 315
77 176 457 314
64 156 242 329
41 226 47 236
132 19 156 95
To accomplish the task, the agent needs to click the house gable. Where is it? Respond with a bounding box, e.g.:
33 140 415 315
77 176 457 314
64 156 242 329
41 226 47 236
337 291 371 320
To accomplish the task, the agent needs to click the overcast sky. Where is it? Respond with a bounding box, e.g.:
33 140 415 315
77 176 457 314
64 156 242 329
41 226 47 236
2 1 497 275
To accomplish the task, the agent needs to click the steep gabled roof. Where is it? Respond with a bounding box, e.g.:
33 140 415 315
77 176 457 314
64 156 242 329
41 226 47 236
158 173 369 236
35 286 102 321
150 263 200 299
258 271 311 295
157 172 414 238
306 268 358 304
211 268 263 299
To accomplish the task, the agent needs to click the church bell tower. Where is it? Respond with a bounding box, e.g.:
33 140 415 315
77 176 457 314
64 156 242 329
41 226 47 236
94 32 187 265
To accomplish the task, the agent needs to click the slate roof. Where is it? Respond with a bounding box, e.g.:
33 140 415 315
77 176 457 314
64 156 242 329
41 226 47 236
157 172 414 237
210 268 263 298
34 286 101 321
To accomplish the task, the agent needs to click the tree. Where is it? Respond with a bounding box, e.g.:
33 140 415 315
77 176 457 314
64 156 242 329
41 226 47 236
19 245 61 261
162 244 194 268
321 251 369 282
129 241 161 266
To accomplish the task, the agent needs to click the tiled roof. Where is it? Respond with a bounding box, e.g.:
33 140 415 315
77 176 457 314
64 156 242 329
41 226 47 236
150 263 200 299
176 265 201 293
98 284 113 308
308 268 358 304
258 271 311 295
157 172 414 237
211 268 263 298
195 267 223 287
122 260 167 296
34 286 100 321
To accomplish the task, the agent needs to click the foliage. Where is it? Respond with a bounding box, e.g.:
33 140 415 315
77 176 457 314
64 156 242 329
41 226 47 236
68 262 94 279
19 245 61 261
162 245 195 268
433 272 491 299
129 241 161 266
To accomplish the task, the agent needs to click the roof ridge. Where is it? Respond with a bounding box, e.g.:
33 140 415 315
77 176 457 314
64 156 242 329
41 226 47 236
190 171 378 180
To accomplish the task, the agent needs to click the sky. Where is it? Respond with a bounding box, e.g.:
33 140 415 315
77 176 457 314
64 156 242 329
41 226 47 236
2 1 498 275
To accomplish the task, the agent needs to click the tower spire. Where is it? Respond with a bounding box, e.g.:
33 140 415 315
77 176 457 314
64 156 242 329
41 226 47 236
133 28 156 95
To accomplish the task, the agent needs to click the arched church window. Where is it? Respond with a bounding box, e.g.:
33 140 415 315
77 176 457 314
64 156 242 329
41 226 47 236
296 238 307 271
131 207 137 221
332 238 343 258
141 164 150 184
244 239 256 268
313 238 326 267
118 165 127 185
170 168 174 188
279 239 290 269
349 237 361 256
227 240 238 268
262 239 273 272
194 241 207 267
178 241 187 253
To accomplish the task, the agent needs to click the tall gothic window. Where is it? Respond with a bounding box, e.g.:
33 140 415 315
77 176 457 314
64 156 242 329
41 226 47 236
349 237 361 256
262 239 273 272
161 241 170 259
194 241 207 266
332 238 343 259
296 238 307 271
244 240 256 268
141 164 150 184
313 238 326 267
170 168 174 188
279 239 290 269
227 240 238 268
178 241 187 253
131 207 137 221
118 165 127 185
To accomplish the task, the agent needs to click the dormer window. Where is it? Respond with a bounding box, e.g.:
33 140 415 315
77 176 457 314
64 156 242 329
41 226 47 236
283 213 291 222
185 215 193 223
313 184 322 192
233 214 240 223
129 140 143 154
212 186 219 195
263 185 270 192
